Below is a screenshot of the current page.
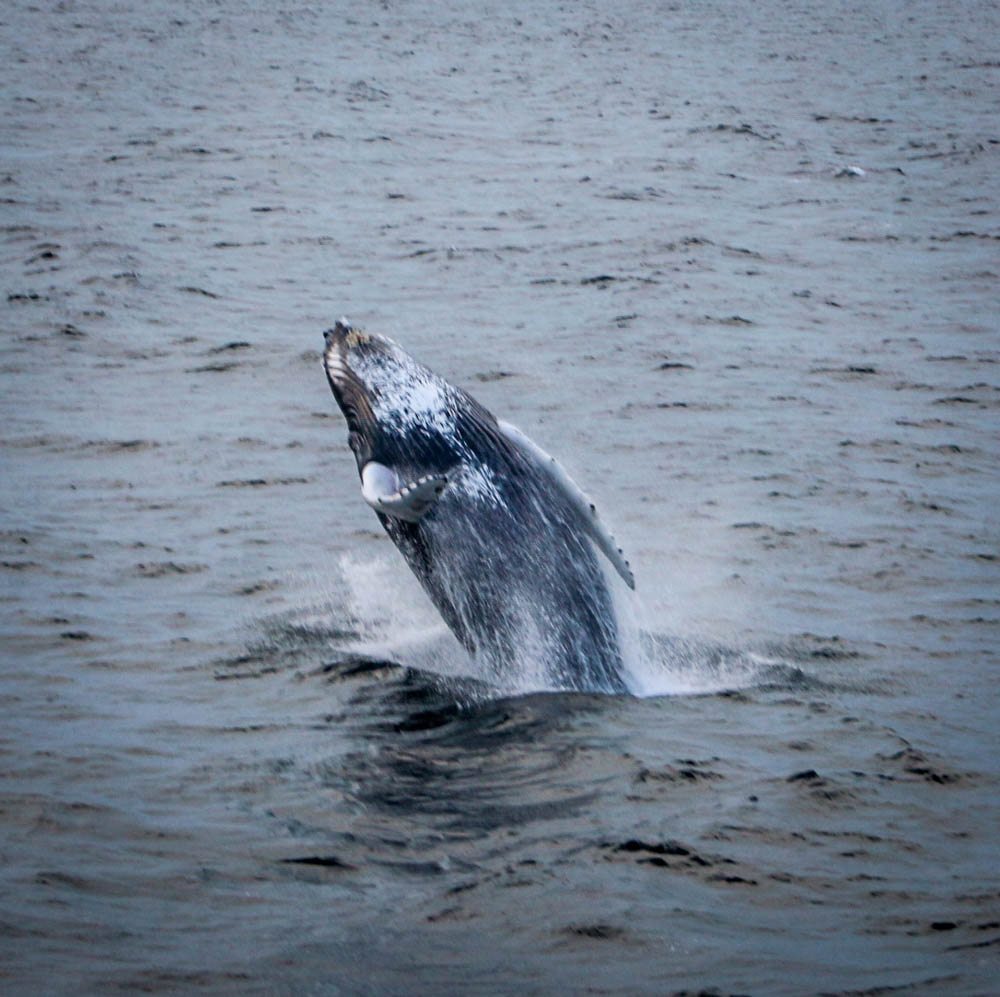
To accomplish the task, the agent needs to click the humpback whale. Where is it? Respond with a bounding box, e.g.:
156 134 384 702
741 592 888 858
322 321 634 693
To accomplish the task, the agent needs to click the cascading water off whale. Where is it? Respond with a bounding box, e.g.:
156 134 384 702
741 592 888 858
321 320 636 693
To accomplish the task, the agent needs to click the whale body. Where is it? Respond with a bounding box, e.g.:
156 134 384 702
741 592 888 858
322 321 634 693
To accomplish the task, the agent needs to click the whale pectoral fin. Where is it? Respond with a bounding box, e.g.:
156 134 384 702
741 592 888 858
383 473 449 522
361 461 448 523
498 420 636 590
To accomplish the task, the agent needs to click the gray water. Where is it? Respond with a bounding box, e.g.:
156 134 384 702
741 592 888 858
1 1 998 993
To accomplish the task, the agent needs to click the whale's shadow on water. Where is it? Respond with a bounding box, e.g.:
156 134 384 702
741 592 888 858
238 616 846 842
317 655 610 834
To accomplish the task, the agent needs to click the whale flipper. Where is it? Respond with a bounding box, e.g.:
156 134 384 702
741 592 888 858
497 420 635 590
361 461 448 523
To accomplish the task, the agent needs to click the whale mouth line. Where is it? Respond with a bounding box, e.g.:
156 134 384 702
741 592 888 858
322 336 380 438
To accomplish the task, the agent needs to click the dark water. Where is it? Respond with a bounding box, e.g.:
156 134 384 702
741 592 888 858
2 0 998 993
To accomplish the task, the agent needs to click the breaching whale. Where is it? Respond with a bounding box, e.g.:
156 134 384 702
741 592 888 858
322 321 634 693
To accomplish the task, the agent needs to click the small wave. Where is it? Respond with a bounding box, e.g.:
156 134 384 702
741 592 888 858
320 681 607 834
625 632 806 698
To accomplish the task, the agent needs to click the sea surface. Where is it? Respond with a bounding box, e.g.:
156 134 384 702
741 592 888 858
1 1 998 993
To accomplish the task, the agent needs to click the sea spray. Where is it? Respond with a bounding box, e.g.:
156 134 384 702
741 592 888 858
319 545 776 699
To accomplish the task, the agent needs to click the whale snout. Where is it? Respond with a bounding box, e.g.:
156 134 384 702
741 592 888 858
323 320 379 359
323 319 352 350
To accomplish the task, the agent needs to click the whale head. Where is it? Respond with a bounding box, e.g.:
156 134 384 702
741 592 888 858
322 320 460 471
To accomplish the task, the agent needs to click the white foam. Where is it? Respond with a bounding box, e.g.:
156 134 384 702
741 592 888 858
309 549 778 699
624 626 778 698
335 550 473 675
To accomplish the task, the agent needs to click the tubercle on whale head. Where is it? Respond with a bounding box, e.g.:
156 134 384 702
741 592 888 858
322 320 399 387
323 318 373 355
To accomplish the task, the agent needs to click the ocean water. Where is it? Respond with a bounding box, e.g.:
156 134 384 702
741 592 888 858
1 0 997 993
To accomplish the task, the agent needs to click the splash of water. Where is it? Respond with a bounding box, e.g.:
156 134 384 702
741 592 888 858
323 552 780 699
